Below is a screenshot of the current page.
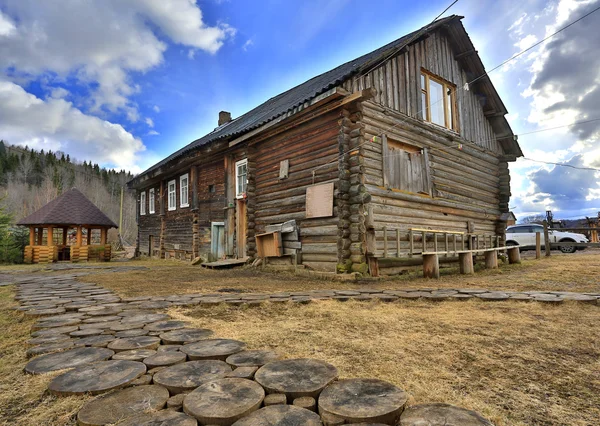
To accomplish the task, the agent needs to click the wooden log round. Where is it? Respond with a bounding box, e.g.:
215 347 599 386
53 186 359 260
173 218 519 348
254 358 338 399
26 340 84 358
115 328 150 338
225 350 280 367
107 336 161 352
160 328 215 345
120 313 170 324
399 403 494 425
77 385 169 426
225 366 258 379
48 360 146 396
24 347 114 375
117 410 198 426
70 329 104 337
112 349 157 361
27 334 72 346
153 360 232 394
263 393 287 406
143 351 188 369
231 405 322 426
30 325 79 337
318 378 408 424
183 378 265 425
145 320 188 332
292 396 316 412
75 335 116 347
181 339 246 361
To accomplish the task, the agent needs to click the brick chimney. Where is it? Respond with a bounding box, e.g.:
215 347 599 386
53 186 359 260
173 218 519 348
218 111 232 126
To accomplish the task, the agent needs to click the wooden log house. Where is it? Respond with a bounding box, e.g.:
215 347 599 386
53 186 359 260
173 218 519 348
128 15 522 275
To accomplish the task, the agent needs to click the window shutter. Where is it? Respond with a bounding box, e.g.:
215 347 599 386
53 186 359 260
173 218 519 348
422 147 432 195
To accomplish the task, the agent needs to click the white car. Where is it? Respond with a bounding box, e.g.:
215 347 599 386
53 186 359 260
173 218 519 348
506 224 588 253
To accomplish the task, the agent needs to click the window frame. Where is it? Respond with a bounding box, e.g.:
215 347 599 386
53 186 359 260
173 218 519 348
167 179 176 211
420 69 458 132
140 191 146 216
381 135 432 196
148 188 155 214
235 158 248 199
180 173 189 208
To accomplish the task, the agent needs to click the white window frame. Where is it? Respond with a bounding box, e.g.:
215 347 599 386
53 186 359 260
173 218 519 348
180 173 189 208
140 191 146 215
168 179 176 211
235 158 248 199
148 188 155 214
420 69 458 131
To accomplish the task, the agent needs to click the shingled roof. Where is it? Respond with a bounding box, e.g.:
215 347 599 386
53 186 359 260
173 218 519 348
129 14 519 186
17 189 118 228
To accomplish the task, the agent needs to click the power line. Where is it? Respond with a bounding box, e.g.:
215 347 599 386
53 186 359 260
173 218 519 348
519 157 600 172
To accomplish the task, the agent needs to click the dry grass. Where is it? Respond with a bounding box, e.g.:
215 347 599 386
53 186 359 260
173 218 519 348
171 299 600 426
85 252 600 297
0 287 89 426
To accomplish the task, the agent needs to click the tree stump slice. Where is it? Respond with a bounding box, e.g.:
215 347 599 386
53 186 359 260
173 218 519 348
293 396 316 412
318 379 408 424
399 403 493 426
23 307 66 317
117 410 198 426
110 323 146 332
31 318 81 330
74 335 115 347
225 350 280 368
115 328 150 338
167 393 186 410
183 378 265 425
153 360 232 394
130 374 152 386
82 315 122 324
27 334 72 346
76 384 169 426
225 366 258 379
231 405 322 426
477 293 509 301
112 349 157 361
26 340 84 358
158 344 183 352
70 329 104 337
144 351 188 369
160 328 215 345
107 336 161 352
255 358 338 399
31 325 79 337
145 320 188 332
263 393 287 406
121 313 170 324
48 360 146 396
181 339 246 361
24 347 114 374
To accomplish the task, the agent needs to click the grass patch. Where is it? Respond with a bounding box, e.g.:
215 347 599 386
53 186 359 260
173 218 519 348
0 287 89 426
84 252 600 297
172 299 600 426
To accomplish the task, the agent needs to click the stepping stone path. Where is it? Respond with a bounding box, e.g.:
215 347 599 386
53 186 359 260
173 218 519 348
7 270 597 425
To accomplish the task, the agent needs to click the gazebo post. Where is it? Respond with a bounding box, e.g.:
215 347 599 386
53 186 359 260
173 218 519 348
62 228 68 245
37 227 44 245
29 227 35 246
47 226 54 246
76 226 82 246
100 228 107 245
87 228 92 245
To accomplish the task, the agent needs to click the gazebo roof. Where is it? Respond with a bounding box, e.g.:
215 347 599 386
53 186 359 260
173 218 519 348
17 188 118 228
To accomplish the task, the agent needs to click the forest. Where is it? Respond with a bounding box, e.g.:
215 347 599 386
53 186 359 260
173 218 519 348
0 140 137 262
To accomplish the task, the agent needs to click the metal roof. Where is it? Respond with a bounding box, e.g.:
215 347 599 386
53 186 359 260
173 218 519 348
130 14 519 186
17 188 118 228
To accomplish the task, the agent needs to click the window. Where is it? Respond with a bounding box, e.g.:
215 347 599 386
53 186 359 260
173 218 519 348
208 184 215 193
382 136 431 195
421 70 457 131
140 191 146 215
180 173 189 207
168 180 176 211
148 188 155 214
235 159 248 199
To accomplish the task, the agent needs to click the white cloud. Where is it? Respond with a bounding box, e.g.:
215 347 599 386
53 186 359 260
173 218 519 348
147 130 160 136
0 0 235 118
0 80 145 170
153 105 160 113
145 117 155 128
242 39 254 51
514 34 538 51
49 87 69 100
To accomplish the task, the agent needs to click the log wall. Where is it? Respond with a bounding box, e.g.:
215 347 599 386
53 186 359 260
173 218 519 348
342 30 502 153
251 109 343 272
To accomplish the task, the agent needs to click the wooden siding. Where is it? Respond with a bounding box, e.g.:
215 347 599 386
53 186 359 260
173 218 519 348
251 110 343 271
343 30 502 154
356 100 504 262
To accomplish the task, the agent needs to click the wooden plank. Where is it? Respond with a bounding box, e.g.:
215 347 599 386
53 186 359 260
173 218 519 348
306 182 334 218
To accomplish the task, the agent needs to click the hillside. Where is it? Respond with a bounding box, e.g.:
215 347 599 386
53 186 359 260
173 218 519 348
0 141 137 246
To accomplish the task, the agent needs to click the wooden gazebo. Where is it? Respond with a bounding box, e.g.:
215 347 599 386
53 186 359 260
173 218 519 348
17 188 118 264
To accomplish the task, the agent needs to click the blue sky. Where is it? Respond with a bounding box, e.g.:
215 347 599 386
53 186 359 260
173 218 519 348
0 0 599 220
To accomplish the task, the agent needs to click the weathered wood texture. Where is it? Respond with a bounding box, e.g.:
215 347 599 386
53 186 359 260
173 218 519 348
250 110 343 271
342 31 501 153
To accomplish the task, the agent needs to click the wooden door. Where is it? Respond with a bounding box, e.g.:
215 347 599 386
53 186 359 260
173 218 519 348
236 200 247 258
211 223 225 261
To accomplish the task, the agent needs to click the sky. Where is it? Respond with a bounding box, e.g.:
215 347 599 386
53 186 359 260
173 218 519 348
0 0 599 221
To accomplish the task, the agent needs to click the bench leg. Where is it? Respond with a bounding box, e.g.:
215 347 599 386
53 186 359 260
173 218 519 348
423 254 439 279
507 247 521 264
484 251 498 269
459 252 474 274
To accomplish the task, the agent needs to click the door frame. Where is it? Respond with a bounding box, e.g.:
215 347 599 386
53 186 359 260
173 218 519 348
211 222 225 261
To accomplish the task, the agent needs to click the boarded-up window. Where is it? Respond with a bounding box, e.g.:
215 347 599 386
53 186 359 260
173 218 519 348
382 135 431 195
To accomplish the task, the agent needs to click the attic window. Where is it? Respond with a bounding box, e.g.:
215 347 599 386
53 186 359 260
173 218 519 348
382 136 431 195
421 70 457 131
